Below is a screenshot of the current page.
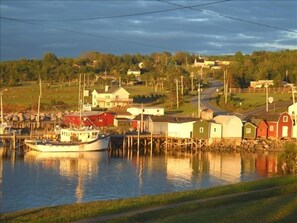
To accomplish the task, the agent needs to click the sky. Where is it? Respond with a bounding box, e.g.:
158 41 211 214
0 0 297 61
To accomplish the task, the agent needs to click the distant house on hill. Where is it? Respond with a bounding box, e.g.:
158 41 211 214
91 86 133 109
250 80 273 88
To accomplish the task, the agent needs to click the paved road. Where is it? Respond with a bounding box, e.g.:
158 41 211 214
191 79 291 119
191 79 228 116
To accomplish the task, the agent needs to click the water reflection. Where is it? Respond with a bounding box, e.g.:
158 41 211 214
24 151 108 203
0 148 281 213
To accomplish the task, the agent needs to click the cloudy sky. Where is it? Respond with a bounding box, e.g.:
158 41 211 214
1 0 296 61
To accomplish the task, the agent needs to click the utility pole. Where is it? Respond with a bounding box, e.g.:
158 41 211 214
140 103 144 133
292 86 296 104
0 91 3 124
78 73 81 111
224 69 228 104
190 72 194 92
197 83 201 119
176 79 179 108
180 75 184 96
265 84 269 112
82 73 86 106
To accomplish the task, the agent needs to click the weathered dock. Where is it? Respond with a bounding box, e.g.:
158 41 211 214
109 133 208 157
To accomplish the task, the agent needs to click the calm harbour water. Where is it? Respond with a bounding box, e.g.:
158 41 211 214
0 147 280 213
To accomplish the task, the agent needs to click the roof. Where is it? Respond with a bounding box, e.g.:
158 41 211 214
133 114 151 121
66 111 103 117
250 118 268 127
243 122 257 128
94 86 130 94
249 113 280 122
149 116 198 123
213 115 241 125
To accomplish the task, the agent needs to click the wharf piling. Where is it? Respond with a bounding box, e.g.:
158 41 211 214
108 134 207 157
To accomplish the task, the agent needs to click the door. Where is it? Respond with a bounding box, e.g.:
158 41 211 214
282 126 288 137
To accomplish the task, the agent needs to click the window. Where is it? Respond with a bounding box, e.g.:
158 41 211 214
283 116 288 122
213 127 216 132
199 127 204 133
269 126 274 131
246 128 251 134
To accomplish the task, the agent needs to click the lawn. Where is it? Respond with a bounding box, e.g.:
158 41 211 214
1 81 293 114
235 92 292 108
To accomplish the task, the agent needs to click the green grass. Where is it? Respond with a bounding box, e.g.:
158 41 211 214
235 92 291 108
1 175 296 223
1 82 292 114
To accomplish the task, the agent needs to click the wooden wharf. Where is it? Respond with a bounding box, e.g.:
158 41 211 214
1 131 208 155
109 133 208 157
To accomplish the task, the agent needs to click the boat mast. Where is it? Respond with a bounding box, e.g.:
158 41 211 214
78 73 82 128
0 91 3 124
37 77 42 128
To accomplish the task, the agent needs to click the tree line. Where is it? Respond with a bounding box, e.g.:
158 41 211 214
1 50 296 90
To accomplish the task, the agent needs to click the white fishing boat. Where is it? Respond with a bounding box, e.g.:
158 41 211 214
25 75 110 152
25 127 110 152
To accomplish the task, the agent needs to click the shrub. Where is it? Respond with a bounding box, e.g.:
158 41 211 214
278 142 297 174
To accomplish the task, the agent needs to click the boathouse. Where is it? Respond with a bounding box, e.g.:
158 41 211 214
277 112 293 138
251 118 268 138
167 118 197 138
242 122 257 139
213 115 242 138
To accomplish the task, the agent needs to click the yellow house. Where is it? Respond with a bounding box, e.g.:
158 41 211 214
92 86 133 109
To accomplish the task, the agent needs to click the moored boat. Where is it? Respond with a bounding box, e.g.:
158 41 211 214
25 127 110 152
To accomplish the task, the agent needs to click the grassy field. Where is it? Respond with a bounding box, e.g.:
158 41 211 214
1 175 296 223
235 92 292 108
1 82 292 114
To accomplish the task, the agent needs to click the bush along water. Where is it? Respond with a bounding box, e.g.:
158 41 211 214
278 142 297 175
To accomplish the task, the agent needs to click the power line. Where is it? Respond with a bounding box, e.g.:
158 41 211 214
0 1 232 53
1 17 176 52
0 0 231 22
160 0 297 34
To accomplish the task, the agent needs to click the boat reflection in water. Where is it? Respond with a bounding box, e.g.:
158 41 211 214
25 150 108 203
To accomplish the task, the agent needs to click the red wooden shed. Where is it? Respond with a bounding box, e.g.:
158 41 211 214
251 118 268 138
277 112 293 138
63 111 115 127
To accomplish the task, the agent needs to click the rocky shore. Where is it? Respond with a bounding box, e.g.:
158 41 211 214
205 138 290 153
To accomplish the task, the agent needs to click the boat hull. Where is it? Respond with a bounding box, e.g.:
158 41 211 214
25 136 110 152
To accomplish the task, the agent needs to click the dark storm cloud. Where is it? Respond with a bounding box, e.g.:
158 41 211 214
0 0 296 60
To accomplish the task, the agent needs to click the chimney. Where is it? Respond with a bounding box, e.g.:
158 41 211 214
105 85 109 92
